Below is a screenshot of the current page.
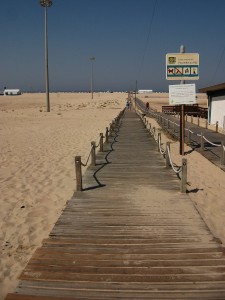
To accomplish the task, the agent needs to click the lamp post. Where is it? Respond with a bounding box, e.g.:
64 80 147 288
90 56 95 99
40 0 52 112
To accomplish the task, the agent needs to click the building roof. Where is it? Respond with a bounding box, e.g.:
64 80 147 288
199 82 225 93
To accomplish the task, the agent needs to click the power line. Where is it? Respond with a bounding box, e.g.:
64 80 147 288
136 0 158 82
210 44 225 84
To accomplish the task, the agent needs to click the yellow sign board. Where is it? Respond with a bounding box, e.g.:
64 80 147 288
166 53 199 80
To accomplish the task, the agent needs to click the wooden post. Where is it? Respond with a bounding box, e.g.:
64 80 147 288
180 104 185 156
165 142 171 168
91 141 96 166
105 127 109 143
221 141 225 165
157 133 161 152
187 127 191 144
197 116 200 127
191 115 193 123
181 157 187 193
111 121 115 132
200 132 204 152
75 156 82 191
109 123 112 136
100 133 104 152
216 121 218 133
205 119 208 129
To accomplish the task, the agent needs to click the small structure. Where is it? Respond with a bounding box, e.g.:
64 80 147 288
138 89 153 94
4 89 21 96
162 104 208 118
199 82 225 129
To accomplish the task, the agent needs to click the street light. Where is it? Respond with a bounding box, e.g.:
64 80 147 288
40 0 52 112
89 56 95 99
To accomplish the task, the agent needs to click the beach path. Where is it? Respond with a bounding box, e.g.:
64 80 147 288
6 110 225 299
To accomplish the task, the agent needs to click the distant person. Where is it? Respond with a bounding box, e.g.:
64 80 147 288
128 100 132 110
126 100 130 110
145 101 149 111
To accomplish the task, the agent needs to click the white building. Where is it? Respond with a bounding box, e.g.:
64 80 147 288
138 89 153 94
4 89 21 96
199 83 225 129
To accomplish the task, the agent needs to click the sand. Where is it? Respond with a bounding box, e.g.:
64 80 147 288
1 92 225 299
0 92 125 298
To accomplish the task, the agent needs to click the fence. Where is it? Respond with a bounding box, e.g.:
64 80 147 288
75 109 125 191
162 104 208 118
135 99 225 167
138 112 187 193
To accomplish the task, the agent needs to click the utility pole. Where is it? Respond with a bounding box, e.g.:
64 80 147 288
40 0 52 112
180 45 185 156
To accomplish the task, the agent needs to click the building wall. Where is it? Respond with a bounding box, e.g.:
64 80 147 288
209 94 225 128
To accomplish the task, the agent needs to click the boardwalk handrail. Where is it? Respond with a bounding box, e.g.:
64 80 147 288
135 99 225 166
75 109 125 191
137 111 187 193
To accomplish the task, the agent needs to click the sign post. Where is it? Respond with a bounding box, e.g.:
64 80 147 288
166 47 199 155
169 83 196 155
180 45 185 157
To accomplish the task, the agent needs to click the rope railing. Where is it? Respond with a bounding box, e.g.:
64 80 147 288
166 144 182 174
75 108 125 191
202 135 222 147
80 145 94 167
138 103 225 165
138 112 187 193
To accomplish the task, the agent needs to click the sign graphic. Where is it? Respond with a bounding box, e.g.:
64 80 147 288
166 53 199 80
169 84 196 105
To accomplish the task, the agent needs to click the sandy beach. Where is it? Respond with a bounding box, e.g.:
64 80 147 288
0 92 125 298
1 92 225 299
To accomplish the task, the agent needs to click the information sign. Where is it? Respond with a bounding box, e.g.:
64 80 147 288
169 84 196 105
166 53 199 80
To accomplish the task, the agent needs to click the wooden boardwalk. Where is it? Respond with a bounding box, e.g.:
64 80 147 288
6 110 225 300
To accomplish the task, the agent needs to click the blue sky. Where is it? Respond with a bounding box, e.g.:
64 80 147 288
1 0 225 92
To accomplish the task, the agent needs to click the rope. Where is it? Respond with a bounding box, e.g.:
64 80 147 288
166 145 182 174
203 136 222 147
81 146 94 167
95 135 102 148
158 134 166 155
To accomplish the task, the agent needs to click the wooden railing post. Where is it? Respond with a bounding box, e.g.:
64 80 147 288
221 141 225 166
197 116 200 126
181 157 187 193
187 127 191 145
109 123 112 136
157 133 161 152
165 142 171 168
216 121 218 133
91 141 96 166
205 119 208 129
200 132 204 152
99 133 104 152
75 156 82 191
105 127 109 143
